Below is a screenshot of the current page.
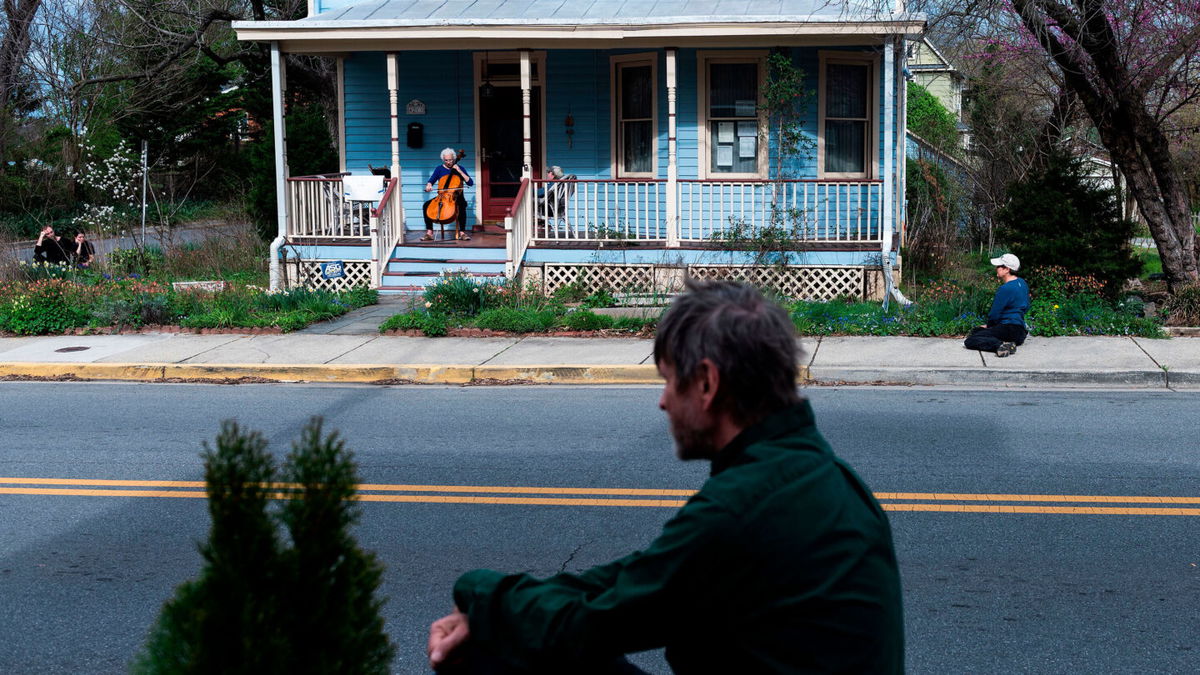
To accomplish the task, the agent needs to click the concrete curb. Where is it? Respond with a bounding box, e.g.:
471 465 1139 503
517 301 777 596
0 362 814 386
808 367 1172 388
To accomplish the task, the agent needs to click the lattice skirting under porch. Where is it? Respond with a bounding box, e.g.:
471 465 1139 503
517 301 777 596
687 265 866 301
538 263 877 300
542 264 658 296
284 260 373 291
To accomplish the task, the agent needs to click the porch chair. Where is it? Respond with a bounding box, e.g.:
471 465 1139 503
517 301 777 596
341 175 387 236
537 174 577 237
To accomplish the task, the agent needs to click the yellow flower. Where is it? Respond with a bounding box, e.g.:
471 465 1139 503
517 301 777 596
1053 304 1059 309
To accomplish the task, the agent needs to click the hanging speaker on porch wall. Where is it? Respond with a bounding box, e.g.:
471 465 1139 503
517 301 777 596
407 122 424 149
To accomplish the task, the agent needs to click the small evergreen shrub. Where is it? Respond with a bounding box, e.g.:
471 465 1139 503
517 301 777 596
133 418 394 674
997 151 1142 298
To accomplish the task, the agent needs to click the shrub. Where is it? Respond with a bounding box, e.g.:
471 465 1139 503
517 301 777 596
91 293 174 328
561 310 614 331
997 150 1142 299
133 418 394 674
612 316 658 332
580 289 617 309
379 310 449 337
107 247 166 277
424 273 497 317
473 307 558 333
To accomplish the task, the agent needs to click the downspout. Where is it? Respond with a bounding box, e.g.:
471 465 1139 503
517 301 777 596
269 41 288 291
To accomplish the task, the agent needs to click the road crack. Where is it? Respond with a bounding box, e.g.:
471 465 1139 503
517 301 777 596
559 541 591 574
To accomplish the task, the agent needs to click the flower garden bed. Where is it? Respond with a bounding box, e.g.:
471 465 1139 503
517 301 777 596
0 264 377 336
381 269 1169 339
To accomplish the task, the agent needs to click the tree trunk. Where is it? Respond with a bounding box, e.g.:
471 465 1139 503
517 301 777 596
0 0 43 168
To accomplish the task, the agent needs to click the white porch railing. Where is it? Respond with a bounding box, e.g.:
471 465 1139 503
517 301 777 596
505 177 534 278
371 178 403 287
678 180 884 243
532 179 667 242
286 174 372 240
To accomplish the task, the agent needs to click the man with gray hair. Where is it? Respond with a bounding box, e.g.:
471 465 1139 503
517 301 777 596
428 279 904 673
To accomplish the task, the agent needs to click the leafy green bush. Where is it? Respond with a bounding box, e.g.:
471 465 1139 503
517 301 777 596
379 311 449 337
91 293 174 328
998 151 1142 299
580 289 617 309
561 310 614 331
107 247 166 277
612 316 658 332
0 279 97 334
907 82 960 155
473 307 558 333
424 273 497 317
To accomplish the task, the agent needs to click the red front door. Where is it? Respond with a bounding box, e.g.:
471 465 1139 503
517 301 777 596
479 86 541 221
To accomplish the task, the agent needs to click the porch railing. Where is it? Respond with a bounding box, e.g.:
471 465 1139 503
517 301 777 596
678 180 883 243
286 174 371 240
532 179 667 242
371 178 403 287
505 177 534 278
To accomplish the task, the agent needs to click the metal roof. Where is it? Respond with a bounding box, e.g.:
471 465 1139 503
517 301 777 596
287 0 918 26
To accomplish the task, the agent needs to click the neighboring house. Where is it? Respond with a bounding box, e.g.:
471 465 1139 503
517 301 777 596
233 0 924 299
907 37 968 149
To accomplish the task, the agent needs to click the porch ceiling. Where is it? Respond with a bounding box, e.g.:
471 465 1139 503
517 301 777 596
234 0 925 52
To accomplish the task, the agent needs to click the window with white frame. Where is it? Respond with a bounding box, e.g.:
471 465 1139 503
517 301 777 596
704 59 763 176
821 56 874 177
613 56 656 176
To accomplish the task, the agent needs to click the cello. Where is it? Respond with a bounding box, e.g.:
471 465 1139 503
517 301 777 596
424 149 468 226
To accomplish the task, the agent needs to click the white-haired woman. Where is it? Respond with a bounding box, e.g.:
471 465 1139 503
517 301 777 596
422 147 474 241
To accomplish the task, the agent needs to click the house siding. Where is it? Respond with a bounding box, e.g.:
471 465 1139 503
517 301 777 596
335 45 901 243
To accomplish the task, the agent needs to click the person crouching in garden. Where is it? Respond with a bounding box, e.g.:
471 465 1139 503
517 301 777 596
72 232 96 268
965 253 1030 358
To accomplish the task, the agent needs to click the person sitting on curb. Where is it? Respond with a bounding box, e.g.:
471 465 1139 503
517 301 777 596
33 226 71 265
965 253 1030 358
427 279 905 674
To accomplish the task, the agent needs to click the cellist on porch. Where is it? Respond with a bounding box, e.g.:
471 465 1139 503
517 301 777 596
422 147 474 241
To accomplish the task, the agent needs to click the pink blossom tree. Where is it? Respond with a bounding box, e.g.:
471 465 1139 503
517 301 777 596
970 0 1200 288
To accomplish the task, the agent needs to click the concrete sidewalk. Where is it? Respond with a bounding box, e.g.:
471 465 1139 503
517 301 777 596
0 330 1195 388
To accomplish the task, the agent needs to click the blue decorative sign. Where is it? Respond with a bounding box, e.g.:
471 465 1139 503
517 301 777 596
320 260 345 280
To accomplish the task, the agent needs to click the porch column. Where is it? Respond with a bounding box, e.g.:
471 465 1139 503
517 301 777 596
520 49 532 178
880 36 897 306
268 41 289 291
387 53 400 180
666 48 679 248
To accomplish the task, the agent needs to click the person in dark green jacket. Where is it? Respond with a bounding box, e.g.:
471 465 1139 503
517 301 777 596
428 280 904 674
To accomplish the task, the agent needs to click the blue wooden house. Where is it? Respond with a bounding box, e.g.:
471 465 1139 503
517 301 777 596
234 0 924 298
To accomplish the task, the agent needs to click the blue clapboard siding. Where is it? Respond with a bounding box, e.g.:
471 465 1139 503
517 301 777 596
338 45 900 242
343 51 478 230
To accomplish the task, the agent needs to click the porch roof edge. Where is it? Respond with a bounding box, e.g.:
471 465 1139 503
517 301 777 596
234 12 925 30
233 18 928 47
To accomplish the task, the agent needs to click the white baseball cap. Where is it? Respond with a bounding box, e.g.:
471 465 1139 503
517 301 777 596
990 253 1020 271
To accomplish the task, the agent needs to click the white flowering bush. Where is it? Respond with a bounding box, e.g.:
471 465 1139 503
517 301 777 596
67 140 142 235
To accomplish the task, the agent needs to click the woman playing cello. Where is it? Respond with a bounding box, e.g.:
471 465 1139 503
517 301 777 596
422 148 474 241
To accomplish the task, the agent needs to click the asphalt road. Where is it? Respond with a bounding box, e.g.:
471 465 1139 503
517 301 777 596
1 383 1197 673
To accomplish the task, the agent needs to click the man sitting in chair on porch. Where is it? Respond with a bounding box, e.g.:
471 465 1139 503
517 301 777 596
423 147 474 241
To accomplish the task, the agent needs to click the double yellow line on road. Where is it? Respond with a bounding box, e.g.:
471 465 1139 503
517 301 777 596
1 477 1198 515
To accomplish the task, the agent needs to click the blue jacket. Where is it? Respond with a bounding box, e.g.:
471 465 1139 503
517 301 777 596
988 278 1030 327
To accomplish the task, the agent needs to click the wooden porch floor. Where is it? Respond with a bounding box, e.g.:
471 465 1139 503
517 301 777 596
400 225 505 248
